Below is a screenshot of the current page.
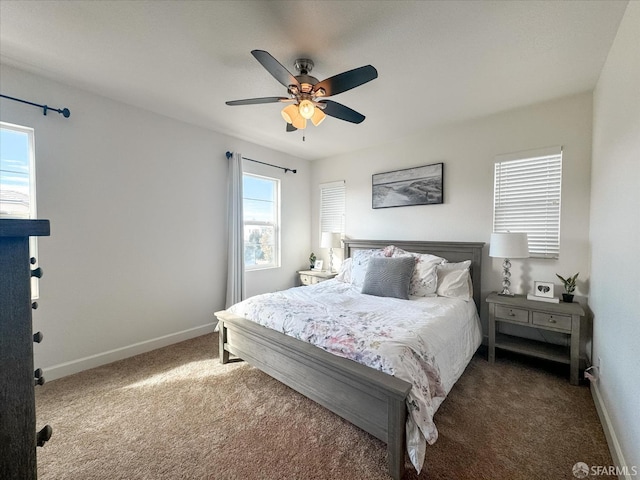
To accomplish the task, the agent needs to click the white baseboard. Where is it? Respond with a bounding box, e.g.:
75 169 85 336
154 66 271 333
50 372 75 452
590 381 635 479
43 323 215 382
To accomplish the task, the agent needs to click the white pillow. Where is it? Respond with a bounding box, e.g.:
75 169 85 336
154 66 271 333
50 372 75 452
335 258 352 283
393 248 446 296
436 260 472 301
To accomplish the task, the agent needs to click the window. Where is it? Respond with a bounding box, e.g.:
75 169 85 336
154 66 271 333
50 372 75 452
1 122 39 297
243 173 280 270
1 122 36 219
493 146 562 259
319 181 345 240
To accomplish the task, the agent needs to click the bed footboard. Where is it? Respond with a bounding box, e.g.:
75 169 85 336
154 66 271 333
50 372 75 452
215 311 412 480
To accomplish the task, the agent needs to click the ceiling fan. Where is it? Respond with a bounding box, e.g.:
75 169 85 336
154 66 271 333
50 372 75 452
226 50 378 132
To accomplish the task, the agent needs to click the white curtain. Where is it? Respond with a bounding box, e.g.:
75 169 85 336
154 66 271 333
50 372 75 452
225 152 245 309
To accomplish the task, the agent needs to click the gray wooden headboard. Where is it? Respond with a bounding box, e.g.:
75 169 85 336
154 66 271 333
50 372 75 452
342 239 485 312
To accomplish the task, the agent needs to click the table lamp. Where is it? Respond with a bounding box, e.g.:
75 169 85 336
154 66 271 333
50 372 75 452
320 232 341 273
489 232 529 296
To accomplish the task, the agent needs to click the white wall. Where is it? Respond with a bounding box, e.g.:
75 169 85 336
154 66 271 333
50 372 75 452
0 64 310 379
311 92 593 332
590 1 640 471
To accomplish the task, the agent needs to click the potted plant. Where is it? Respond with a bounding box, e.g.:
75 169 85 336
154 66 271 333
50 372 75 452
556 272 579 303
309 252 316 270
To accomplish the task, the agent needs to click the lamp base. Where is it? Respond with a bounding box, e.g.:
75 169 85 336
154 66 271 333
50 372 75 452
498 258 514 296
497 290 516 297
328 248 334 273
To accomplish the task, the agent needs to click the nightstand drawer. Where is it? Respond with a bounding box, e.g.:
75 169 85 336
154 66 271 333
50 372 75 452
532 312 572 332
300 274 315 286
495 305 529 323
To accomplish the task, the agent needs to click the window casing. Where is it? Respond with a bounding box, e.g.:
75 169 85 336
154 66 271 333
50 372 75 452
493 146 562 259
319 180 345 241
1 122 39 297
243 173 280 270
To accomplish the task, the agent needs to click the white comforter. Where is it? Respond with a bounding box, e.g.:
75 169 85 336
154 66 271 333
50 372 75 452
227 279 482 472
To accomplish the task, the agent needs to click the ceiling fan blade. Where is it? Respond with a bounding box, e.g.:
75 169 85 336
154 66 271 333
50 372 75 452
319 100 365 124
251 50 300 89
226 97 290 106
313 65 378 97
286 123 297 132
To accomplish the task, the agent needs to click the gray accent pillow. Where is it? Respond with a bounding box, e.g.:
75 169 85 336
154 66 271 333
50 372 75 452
361 256 416 300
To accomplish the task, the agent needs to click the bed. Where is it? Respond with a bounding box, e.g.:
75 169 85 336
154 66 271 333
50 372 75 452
215 239 484 479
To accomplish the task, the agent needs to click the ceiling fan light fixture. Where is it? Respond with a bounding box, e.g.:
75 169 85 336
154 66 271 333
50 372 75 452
298 99 315 119
291 115 307 130
281 104 298 124
228 50 378 133
282 104 306 129
311 107 326 126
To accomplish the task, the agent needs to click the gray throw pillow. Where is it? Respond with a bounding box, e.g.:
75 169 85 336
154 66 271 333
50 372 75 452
361 256 416 300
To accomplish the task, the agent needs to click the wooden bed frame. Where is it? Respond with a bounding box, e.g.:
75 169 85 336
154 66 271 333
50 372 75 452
215 240 484 479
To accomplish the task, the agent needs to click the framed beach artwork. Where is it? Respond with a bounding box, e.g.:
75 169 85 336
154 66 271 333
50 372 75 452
372 163 444 209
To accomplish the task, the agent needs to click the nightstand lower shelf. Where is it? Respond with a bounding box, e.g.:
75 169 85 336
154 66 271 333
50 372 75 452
494 333 570 365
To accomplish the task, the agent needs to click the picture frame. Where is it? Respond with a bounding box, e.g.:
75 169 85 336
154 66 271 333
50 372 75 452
372 162 443 209
313 260 324 271
533 281 554 298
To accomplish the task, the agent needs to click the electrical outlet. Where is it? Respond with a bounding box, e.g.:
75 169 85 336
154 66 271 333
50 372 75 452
598 356 603 376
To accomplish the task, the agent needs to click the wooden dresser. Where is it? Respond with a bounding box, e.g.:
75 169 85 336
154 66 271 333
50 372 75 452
0 219 52 479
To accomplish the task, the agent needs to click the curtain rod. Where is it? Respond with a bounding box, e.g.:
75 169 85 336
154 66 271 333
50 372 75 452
226 151 296 174
0 93 71 118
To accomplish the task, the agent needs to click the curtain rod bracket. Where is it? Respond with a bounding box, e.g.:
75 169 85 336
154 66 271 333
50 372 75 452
226 151 296 174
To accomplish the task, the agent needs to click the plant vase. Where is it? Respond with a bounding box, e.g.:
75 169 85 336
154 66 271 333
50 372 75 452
562 293 574 303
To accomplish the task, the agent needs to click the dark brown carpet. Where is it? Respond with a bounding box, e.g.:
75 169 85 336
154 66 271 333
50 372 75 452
35 333 613 479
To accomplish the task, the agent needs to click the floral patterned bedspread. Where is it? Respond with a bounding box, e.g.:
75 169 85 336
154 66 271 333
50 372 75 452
227 279 480 472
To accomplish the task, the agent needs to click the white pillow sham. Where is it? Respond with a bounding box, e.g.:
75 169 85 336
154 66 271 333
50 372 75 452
436 260 472 301
392 247 446 297
335 258 352 283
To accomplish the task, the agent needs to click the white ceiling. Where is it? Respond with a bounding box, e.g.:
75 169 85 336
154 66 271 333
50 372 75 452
0 0 628 161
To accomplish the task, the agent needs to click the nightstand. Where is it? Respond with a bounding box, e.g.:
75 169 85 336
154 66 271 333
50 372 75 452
486 293 585 385
298 270 337 286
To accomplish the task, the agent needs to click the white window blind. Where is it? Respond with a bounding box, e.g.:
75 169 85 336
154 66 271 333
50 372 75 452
319 181 345 238
493 146 562 259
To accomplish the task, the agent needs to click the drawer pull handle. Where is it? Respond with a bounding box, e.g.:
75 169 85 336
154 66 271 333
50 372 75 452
34 331 44 343
37 425 53 447
509 311 516 316
548 318 557 323
31 267 43 278
30 257 37 265
34 368 45 386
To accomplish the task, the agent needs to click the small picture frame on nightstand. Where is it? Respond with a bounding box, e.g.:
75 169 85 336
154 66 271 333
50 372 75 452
313 260 324 271
533 281 554 298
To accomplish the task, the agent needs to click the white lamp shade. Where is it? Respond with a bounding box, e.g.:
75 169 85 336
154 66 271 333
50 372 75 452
320 232 341 249
489 232 529 258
